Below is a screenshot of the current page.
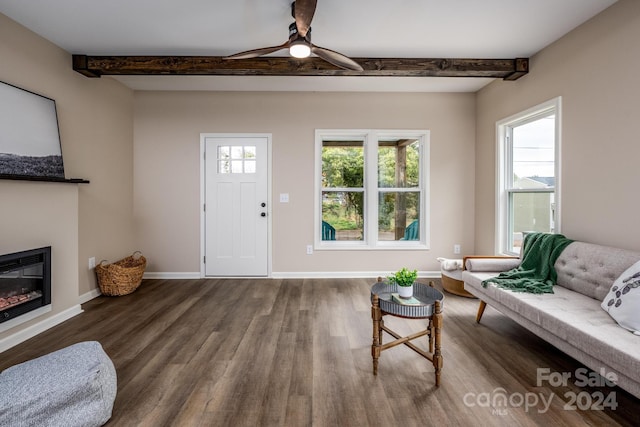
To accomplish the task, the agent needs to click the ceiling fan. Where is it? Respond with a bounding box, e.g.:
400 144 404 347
224 0 363 71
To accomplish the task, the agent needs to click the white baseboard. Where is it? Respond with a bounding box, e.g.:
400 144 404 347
0 305 83 353
78 288 102 304
142 272 201 280
262 271 441 279
142 271 441 280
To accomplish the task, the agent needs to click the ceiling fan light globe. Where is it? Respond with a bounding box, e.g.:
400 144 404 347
290 42 311 58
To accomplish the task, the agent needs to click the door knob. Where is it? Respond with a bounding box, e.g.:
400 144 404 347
261 202 266 207
261 212 266 217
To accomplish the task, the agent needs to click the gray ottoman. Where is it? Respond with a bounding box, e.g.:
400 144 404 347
0 341 117 427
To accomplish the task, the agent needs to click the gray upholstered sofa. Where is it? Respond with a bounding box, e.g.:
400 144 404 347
462 240 640 399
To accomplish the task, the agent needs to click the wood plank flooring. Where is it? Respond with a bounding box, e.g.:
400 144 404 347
1 278 638 426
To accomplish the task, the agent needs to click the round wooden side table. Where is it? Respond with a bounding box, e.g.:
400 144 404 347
370 279 444 386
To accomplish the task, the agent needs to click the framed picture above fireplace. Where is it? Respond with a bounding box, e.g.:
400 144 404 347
0 80 65 180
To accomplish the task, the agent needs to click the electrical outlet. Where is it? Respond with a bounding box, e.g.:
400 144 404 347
88 257 96 269
306 245 313 255
453 244 461 254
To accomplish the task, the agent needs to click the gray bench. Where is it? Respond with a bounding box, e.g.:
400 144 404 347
0 341 117 427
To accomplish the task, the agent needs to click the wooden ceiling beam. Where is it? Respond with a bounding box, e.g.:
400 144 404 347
72 55 528 80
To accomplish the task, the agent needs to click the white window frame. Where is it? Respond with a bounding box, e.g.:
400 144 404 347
314 129 430 250
496 97 562 255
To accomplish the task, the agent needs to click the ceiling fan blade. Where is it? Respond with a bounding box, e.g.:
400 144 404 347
224 41 290 60
311 45 363 71
294 0 317 37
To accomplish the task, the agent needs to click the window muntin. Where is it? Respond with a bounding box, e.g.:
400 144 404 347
498 98 560 255
316 130 429 249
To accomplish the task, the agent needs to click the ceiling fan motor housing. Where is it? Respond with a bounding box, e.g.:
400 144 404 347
288 22 311 58
288 22 311 43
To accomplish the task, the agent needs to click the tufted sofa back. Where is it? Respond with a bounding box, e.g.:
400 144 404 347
555 241 640 301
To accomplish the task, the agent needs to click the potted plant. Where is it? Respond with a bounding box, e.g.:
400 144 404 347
388 267 418 298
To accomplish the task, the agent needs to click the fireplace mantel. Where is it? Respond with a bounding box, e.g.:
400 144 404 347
0 174 89 184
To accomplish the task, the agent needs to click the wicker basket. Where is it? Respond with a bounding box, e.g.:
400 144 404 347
95 251 147 296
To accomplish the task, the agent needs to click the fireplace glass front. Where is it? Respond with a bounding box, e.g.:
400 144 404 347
0 247 51 324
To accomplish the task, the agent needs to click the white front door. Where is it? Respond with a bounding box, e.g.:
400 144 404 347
203 134 269 276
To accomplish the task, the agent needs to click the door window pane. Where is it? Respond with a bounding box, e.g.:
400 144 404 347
231 160 243 173
244 160 256 173
244 146 256 159
231 146 243 159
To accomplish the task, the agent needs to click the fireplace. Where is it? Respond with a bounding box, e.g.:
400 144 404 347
0 247 51 324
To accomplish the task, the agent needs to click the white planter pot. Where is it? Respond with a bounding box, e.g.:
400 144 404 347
397 284 414 299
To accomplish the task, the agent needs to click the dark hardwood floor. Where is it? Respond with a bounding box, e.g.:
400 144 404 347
1 278 638 426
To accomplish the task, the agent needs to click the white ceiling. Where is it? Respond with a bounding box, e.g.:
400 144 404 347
0 0 618 92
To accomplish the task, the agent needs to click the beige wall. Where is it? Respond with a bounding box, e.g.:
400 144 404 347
134 91 476 274
0 11 134 338
475 0 640 254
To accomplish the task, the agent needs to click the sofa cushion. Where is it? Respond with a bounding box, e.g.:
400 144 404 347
464 271 640 385
554 242 640 300
0 341 117 427
601 260 640 335
464 257 521 272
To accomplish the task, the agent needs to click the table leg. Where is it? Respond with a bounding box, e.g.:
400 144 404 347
428 318 434 354
371 294 382 375
432 300 443 386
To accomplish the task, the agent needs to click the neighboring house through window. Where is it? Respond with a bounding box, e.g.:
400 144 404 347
315 129 430 249
496 97 561 255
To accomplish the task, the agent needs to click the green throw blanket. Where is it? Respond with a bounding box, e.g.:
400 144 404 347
482 233 574 293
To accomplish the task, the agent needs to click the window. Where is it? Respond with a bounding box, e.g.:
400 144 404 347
497 98 561 255
315 130 429 249
217 145 256 174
